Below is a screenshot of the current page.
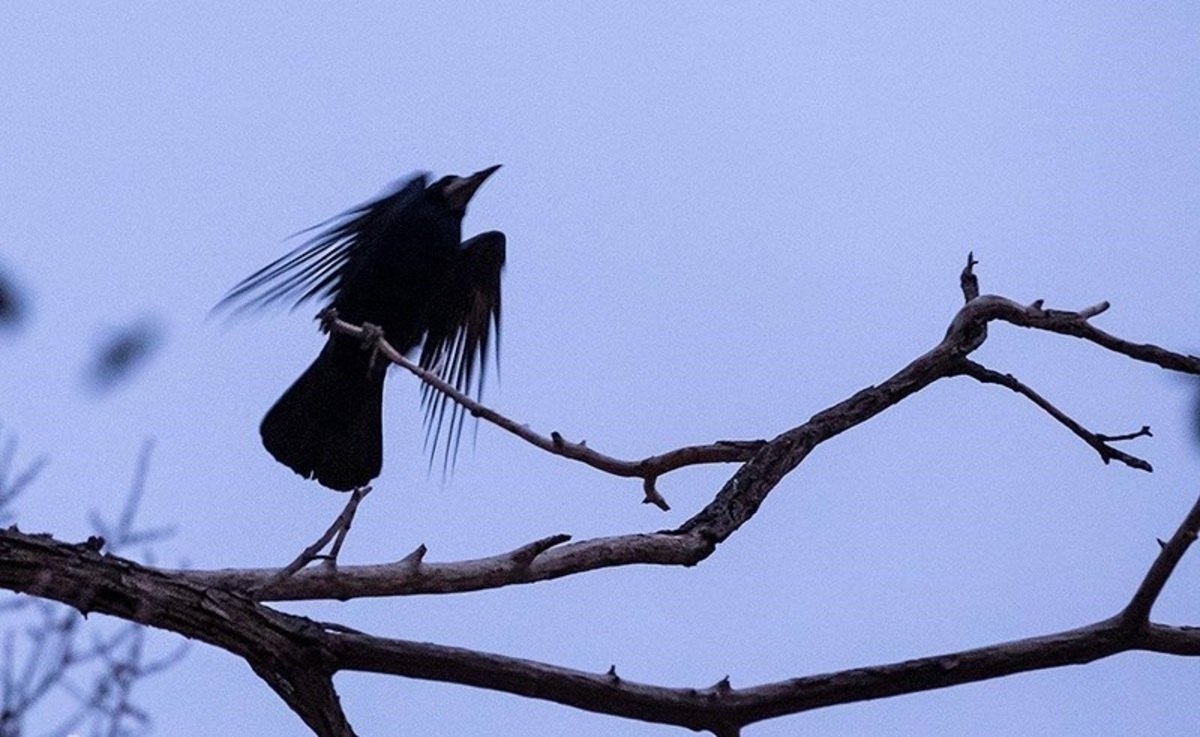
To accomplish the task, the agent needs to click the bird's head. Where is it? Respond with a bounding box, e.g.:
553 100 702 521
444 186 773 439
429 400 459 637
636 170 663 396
432 165 501 213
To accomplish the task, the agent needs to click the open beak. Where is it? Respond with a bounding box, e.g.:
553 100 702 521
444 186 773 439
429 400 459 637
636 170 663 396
443 164 501 210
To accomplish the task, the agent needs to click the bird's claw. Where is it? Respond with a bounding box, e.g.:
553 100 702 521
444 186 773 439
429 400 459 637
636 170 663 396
359 322 385 348
359 322 386 372
316 306 340 334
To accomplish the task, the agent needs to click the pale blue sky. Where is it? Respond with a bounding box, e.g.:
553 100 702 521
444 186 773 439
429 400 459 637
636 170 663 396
2 4 1199 735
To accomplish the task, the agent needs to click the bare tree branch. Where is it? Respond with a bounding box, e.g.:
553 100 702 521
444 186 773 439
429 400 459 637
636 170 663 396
1121 494 1200 627
323 313 768 511
5 482 1200 735
178 285 1200 603
954 359 1153 470
0 531 353 736
253 486 373 598
947 295 1200 373
7 261 1200 734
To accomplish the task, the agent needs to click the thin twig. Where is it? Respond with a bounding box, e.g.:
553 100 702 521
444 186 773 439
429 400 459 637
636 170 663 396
1096 426 1152 443
954 359 1153 471
321 314 766 510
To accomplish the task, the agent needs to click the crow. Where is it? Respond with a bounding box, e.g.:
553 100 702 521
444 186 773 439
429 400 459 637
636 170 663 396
217 166 504 490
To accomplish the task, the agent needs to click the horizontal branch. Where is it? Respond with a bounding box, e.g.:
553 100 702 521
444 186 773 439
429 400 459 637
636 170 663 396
325 615 1175 732
6 499 1200 736
947 295 1200 374
185 531 699 600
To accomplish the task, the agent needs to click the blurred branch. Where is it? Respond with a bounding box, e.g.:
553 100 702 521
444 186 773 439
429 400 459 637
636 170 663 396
81 317 166 396
0 438 180 737
0 430 47 526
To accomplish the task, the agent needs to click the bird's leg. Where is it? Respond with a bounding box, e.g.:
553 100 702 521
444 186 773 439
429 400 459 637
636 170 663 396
249 486 372 598
322 491 364 564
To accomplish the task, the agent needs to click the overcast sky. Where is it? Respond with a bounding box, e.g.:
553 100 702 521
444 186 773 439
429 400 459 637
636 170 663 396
2 4 1199 735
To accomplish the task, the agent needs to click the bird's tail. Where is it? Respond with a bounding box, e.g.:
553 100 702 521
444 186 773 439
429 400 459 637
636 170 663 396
259 338 385 491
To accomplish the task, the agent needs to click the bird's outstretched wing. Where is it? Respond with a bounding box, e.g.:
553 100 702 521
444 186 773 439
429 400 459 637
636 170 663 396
213 174 428 315
419 230 506 468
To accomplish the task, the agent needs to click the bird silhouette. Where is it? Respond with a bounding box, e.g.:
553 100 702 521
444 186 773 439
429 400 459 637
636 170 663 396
217 166 504 490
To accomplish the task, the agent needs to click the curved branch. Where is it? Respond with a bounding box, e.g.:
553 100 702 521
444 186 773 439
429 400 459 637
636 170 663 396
947 295 1200 374
6 487 1200 737
325 616 1172 732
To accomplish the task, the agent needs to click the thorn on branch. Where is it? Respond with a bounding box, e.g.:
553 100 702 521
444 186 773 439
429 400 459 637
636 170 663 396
1080 301 1110 319
401 544 428 567
709 675 732 695
606 665 620 683
510 534 572 567
642 477 670 511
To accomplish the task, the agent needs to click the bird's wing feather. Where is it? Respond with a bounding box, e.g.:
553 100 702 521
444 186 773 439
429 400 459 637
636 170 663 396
418 230 506 468
213 174 428 315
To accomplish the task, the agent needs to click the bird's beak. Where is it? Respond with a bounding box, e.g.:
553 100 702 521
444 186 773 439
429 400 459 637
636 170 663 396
443 164 501 210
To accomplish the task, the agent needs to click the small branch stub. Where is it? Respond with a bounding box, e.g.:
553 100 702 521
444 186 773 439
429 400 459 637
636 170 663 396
960 251 980 302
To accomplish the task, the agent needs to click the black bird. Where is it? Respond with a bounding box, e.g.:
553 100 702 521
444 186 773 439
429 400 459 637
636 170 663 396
217 167 504 491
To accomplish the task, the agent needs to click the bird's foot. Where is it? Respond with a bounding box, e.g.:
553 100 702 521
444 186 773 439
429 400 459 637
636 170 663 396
358 322 385 347
249 485 372 598
358 322 387 372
